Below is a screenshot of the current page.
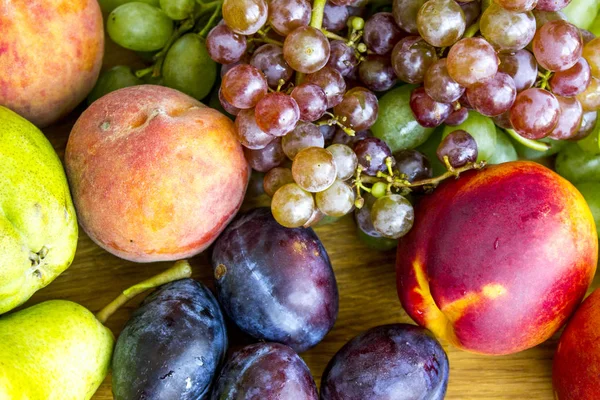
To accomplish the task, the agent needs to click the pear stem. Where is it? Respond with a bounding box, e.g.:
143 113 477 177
95 260 193 324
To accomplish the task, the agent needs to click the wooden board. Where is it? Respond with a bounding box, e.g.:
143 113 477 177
33 108 598 400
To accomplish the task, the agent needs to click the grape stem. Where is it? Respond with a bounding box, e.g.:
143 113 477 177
95 260 193 324
505 129 552 152
321 29 346 41
463 19 480 39
198 2 223 37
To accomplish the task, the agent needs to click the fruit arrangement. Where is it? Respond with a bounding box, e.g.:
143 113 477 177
0 0 599 399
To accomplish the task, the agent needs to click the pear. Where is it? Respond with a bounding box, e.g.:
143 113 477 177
0 261 192 400
0 106 78 314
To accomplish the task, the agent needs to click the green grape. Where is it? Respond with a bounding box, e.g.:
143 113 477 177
371 85 435 153
488 128 518 164
555 143 600 183
107 3 173 51
563 0 600 30
87 66 143 105
271 183 315 228
99 0 159 14
160 0 195 20
371 194 414 239
575 182 600 237
513 137 567 159
356 227 399 251
315 180 355 217
441 111 497 162
371 182 387 198
578 117 600 154
162 34 217 101
416 128 446 176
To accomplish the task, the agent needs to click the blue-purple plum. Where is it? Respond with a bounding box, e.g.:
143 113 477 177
112 279 228 400
210 342 318 399
211 207 338 353
320 324 449 400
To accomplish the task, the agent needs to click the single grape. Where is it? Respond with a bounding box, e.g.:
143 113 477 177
162 34 217 101
548 96 584 140
392 0 427 34
437 130 478 168
354 137 393 176
323 2 350 31
536 0 571 11
316 180 355 217
327 40 359 77
441 111 498 162
255 93 300 137
271 183 315 228
417 0 466 48
481 4 536 52
234 108 275 149
493 111 514 129
268 0 311 36
220 53 250 78
447 38 499 87
370 182 387 198
391 37 438 84
550 57 592 97
282 121 325 159
207 23 248 64
291 84 328 122
424 58 465 103
532 9 566 28
371 195 415 239
445 107 469 126
263 167 295 197
283 26 331 74
327 144 358 181
223 0 268 35
461 0 481 27
306 67 346 108
577 77 600 111
358 55 398 92
250 44 293 88
467 73 517 117
292 147 337 192
583 38 600 78
333 88 379 131
221 64 268 109
219 88 241 116
570 111 598 141
363 12 405 55
107 3 173 51
510 88 560 139
580 29 596 45
244 138 286 172
87 66 143 105
332 129 372 147
410 87 454 128
498 50 538 92
393 149 433 182
159 0 194 20
533 20 583 72
494 0 537 12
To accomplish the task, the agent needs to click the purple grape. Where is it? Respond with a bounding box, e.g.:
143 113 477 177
332 128 372 146
536 0 572 11
320 324 449 400
570 111 598 140
250 44 293 88
394 149 433 182
268 0 311 36
549 57 592 97
323 2 349 31
333 87 379 131
305 66 346 108
210 343 318 400
206 23 247 64
498 50 538 92
466 72 517 117
244 137 286 172
327 40 359 77
410 87 454 128
548 96 584 140
291 83 328 122
533 20 583 72
424 58 465 103
358 55 397 92
363 12 405 55
392 36 438 84
212 208 338 352
437 129 478 168
510 88 560 139
354 137 393 176
460 0 481 26
493 111 514 129
445 107 469 126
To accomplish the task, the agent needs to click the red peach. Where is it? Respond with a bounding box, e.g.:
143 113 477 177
65 85 249 262
0 0 103 127
397 161 598 355
553 289 600 399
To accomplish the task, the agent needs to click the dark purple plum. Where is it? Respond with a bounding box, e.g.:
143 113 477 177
112 279 227 400
320 324 449 400
212 207 338 353
210 342 318 400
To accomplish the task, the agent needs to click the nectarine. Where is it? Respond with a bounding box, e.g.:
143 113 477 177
65 85 249 262
397 161 598 355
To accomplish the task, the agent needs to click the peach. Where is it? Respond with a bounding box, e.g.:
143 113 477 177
0 0 103 128
553 289 600 399
397 161 598 355
65 85 249 262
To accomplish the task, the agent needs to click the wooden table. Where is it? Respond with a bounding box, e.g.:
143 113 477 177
33 102 597 400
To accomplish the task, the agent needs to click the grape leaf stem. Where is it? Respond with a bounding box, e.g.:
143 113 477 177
505 129 552 152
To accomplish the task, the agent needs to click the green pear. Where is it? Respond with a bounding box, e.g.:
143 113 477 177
0 261 192 400
0 106 78 314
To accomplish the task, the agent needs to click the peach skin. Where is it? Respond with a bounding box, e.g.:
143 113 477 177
397 161 598 355
65 85 249 262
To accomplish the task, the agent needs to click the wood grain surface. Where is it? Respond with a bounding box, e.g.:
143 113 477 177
34 113 599 400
